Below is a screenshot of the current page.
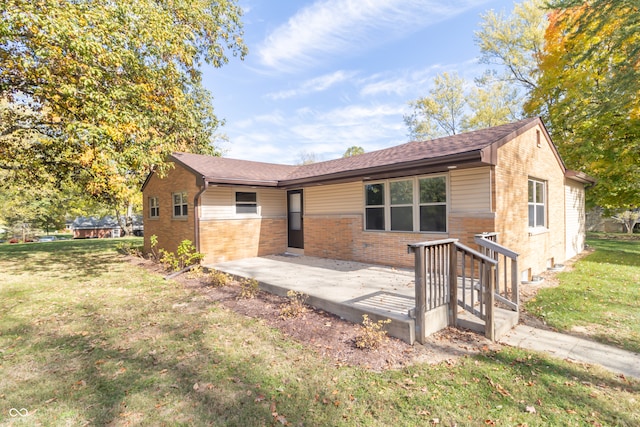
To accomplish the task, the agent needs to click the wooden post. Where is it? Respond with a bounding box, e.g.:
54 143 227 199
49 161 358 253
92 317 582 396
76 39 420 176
484 263 495 341
448 242 457 326
414 246 427 344
511 258 519 307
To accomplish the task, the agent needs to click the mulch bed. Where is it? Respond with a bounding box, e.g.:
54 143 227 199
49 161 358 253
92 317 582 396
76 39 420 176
128 256 502 371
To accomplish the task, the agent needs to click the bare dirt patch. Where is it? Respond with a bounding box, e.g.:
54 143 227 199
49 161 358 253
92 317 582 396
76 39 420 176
128 257 499 371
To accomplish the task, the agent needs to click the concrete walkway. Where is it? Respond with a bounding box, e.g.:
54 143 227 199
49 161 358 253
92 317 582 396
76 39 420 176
500 325 640 379
211 254 640 379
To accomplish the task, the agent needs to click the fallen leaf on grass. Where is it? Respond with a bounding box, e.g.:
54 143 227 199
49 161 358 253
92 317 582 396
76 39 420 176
273 413 288 425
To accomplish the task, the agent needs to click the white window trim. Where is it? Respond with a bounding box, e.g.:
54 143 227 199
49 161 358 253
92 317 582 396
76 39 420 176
235 191 260 217
172 191 188 219
364 174 449 233
528 178 547 231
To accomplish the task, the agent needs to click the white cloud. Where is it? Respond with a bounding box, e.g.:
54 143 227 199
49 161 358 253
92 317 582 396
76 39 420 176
358 58 492 98
257 0 491 72
225 102 409 163
266 70 358 100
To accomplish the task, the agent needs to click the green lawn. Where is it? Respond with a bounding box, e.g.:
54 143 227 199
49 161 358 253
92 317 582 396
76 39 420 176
1 239 638 426
526 236 640 354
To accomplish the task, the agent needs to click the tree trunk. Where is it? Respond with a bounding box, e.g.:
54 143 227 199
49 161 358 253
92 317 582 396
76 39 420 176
114 203 134 237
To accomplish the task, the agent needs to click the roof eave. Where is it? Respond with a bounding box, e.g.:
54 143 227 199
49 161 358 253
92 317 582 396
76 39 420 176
279 151 486 188
565 170 597 185
205 177 280 187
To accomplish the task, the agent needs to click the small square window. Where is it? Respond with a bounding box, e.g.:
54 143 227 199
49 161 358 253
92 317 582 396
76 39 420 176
172 192 188 218
236 192 257 214
149 197 159 218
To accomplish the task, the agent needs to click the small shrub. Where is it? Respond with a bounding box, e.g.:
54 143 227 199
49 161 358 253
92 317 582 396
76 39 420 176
279 290 309 319
149 235 160 261
159 239 204 271
159 248 178 271
185 265 206 279
238 278 259 299
209 269 231 288
354 314 391 350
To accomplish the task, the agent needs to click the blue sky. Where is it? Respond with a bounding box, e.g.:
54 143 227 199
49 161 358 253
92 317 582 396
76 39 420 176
203 0 518 165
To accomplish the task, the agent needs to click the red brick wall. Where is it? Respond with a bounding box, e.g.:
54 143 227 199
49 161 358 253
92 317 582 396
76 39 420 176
199 218 287 264
493 126 568 278
142 163 198 257
304 213 496 269
74 228 120 239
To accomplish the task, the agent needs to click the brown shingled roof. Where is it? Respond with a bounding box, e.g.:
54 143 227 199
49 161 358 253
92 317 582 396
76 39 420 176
170 117 547 188
170 152 298 186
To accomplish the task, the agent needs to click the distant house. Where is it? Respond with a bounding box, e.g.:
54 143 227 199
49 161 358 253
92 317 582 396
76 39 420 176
71 215 143 239
72 216 122 239
142 118 594 282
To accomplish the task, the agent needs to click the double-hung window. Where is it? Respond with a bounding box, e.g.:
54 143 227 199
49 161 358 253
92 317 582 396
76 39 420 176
365 183 385 230
419 176 447 232
528 178 546 228
364 175 448 233
236 192 257 214
172 192 188 218
149 196 159 218
390 180 413 231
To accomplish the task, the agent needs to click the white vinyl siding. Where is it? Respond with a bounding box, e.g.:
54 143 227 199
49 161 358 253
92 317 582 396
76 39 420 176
200 187 286 220
305 182 362 215
259 189 287 217
449 167 491 213
565 180 586 259
201 187 234 218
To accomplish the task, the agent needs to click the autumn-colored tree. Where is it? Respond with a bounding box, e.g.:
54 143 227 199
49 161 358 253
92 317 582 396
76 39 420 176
526 1 640 209
0 0 247 233
474 0 547 120
342 146 365 158
404 72 466 140
405 71 521 140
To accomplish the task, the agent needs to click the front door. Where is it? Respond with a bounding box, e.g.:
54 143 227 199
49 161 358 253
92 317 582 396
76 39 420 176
287 190 303 249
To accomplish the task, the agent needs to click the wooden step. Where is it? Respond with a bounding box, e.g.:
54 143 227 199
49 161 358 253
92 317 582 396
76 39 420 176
456 307 519 341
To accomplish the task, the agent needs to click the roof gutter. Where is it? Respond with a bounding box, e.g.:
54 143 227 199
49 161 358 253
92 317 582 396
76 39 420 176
193 179 208 253
565 170 597 186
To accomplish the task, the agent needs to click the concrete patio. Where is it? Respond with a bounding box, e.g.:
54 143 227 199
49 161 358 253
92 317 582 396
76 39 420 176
209 254 419 343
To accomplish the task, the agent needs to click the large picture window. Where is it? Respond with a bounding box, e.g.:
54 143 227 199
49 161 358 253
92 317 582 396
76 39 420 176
236 192 257 214
528 178 546 228
364 175 448 233
172 192 188 218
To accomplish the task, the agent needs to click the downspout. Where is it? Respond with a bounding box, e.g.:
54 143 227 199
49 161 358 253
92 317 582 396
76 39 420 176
194 179 209 253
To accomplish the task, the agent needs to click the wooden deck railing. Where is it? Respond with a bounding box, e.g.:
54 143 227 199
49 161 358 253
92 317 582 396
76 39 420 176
408 239 498 343
474 233 519 311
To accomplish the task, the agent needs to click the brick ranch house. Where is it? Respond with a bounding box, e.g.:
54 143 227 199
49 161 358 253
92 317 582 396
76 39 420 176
142 117 594 282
